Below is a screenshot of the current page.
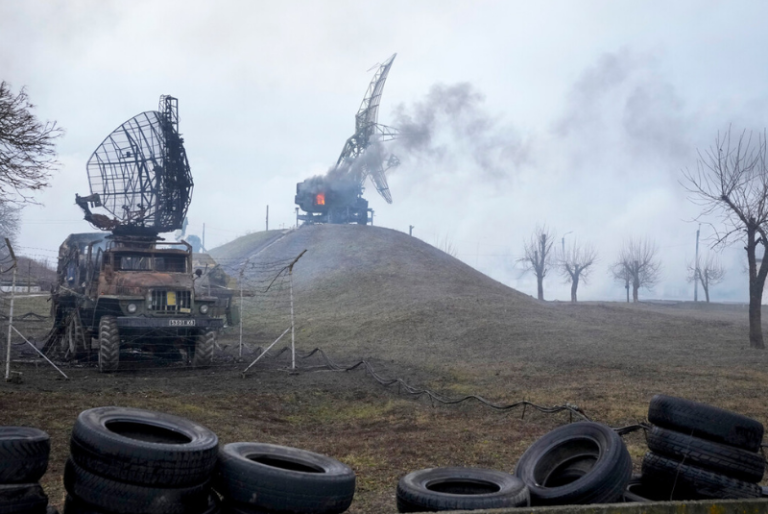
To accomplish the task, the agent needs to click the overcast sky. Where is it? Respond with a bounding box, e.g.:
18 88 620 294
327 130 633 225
3 0 768 302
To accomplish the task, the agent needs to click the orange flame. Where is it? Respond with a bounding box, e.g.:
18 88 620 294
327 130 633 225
316 192 325 205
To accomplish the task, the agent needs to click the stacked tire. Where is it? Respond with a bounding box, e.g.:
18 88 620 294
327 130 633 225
396 467 529 512
0 427 53 514
638 395 765 501
214 443 356 514
63 407 220 514
514 422 632 506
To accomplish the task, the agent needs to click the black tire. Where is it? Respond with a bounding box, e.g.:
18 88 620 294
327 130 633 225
0 427 50 483
647 425 765 482
0 483 48 514
64 459 210 514
396 467 529 512
648 395 764 452
214 442 355 514
193 329 215 367
65 494 219 514
514 421 632 505
623 476 649 503
70 406 218 487
63 495 107 514
641 452 761 500
98 316 119 372
220 503 269 514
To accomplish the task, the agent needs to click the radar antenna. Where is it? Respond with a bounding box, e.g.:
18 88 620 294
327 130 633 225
333 53 399 203
77 95 194 236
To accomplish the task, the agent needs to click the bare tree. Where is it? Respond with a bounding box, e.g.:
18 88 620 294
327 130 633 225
612 238 661 302
682 129 768 348
0 81 63 202
519 226 555 301
559 242 597 302
687 253 725 303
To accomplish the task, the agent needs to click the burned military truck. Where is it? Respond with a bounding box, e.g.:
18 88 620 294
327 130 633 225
44 96 224 371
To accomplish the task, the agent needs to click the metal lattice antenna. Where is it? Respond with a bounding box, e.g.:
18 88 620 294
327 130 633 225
81 95 193 235
334 53 399 204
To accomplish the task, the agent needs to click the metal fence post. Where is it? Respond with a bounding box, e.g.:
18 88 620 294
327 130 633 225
4 239 17 381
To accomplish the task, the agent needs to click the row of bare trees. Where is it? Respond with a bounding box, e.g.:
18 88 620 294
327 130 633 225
521 128 768 350
519 228 726 304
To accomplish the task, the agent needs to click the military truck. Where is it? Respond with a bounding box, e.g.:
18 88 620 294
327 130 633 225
46 233 223 371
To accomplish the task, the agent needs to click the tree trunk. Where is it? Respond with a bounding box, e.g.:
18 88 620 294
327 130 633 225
703 284 710 303
625 279 629 303
536 274 544 301
746 226 765 349
632 277 640 302
571 275 579 303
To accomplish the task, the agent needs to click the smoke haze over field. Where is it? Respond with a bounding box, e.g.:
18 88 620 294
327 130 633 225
3 1 768 303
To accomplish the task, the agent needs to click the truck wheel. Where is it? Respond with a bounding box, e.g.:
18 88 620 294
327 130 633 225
192 329 215 368
98 316 119 373
66 316 84 360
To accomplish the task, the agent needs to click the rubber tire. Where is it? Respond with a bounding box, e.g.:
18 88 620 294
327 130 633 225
70 406 218 487
396 467 529 512
0 427 50 483
65 493 218 514
0 483 48 514
641 452 761 500
648 395 764 452
220 503 270 514
98 316 119 373
647 425 765 482
193 329 215 368
64 459 210 514
623 476 649 503
515 421 632 505
214 442 355 514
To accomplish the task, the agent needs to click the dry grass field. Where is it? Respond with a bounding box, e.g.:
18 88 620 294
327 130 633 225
2 225 768 513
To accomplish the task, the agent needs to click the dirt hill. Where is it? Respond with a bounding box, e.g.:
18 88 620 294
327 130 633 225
209 224 768 379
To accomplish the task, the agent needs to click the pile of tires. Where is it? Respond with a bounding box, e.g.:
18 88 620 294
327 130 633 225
63 407 220 514
635 395 765 501
514 421 632 506
396 467 529 512
0 427 54 514
213 443 356 514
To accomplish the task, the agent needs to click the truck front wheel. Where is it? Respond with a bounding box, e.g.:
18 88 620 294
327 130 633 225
192 329 215 368
98 316 119 373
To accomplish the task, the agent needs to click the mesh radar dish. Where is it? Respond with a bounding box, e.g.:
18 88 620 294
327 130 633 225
334 53 400 203
78 95 193 236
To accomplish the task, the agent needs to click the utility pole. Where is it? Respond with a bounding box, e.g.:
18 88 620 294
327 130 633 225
409 225 414 236
694 225 700 302
266 205 269 231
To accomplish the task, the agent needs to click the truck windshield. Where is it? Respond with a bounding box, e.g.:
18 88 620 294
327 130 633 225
115 254 186 272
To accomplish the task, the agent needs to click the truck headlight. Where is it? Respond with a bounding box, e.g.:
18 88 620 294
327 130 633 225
199 304 209 315
127 303 137 314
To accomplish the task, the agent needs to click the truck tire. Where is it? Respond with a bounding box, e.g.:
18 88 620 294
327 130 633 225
648 395 764 452
0 427 50 483
64 459 209 514
70 406 219 488
515 422 632 505
66 316 85 360
214 442 355 514
193 329 215 368
64 493 219 514
0 483 48 514
98 316 119 373
647 425 765 482
396 467 529 512
641 452 761 500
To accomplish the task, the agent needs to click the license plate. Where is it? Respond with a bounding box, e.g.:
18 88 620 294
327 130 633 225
169 319 195 326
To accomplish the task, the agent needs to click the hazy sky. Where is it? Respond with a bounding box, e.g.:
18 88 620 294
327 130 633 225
3 0 768 302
